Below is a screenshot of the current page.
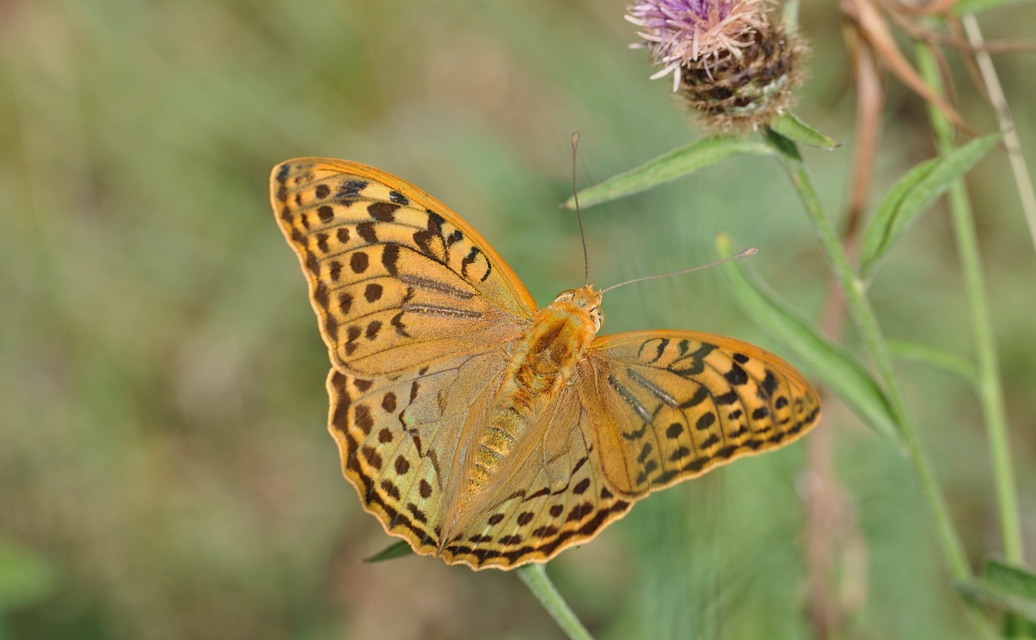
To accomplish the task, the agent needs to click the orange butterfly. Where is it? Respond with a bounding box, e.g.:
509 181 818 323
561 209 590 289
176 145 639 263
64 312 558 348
271 158 821 570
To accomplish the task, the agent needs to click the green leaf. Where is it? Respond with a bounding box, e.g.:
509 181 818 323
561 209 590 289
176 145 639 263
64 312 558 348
564 137 773 210
767 113 840 150
860 134 1001 278
717 235 900 442
886 339 978 385
985 560 1036 636
859 158 938 273
363 540 414 563
957 560 1036 625
763 126 803 161
986 559 1036 603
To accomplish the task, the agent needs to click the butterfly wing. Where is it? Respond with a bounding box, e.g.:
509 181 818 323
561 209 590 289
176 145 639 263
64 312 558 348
272 158 536 378
435 387 634 569
434 330 820 569
272 158 537 555
325 349 511 557
579 331 821 497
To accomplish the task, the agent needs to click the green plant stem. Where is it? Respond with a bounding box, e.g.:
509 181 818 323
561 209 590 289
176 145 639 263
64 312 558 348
915 43 1024 566
766 130 997 637
517 564 594 640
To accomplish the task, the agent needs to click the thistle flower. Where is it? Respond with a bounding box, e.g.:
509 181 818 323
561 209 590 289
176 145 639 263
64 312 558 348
626 0 807 132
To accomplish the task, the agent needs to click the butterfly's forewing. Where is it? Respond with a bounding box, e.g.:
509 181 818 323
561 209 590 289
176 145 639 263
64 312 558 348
272 158 536 378
581 331 821 497
272 158 537 556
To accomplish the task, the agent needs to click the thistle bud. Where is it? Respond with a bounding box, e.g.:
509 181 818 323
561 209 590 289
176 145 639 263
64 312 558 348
626 0 807 132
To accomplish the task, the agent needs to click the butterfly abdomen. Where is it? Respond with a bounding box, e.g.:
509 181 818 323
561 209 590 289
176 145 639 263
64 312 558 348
466 300 598 495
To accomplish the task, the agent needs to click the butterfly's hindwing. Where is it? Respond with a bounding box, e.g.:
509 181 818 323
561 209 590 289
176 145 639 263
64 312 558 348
438 394 632 569
328 348 512 556
583 332 821 496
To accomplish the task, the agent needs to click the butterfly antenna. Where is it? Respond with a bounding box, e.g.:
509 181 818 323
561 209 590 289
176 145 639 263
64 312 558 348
599 246 758 294
571 131 590 287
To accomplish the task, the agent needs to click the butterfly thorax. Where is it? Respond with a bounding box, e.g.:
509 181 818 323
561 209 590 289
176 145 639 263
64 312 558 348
464 286 603 496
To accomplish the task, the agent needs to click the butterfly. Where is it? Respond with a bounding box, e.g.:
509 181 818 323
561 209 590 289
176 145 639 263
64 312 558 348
271 157 821 570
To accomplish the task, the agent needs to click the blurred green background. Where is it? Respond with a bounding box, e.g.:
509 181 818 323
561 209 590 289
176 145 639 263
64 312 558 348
2 1 1035 638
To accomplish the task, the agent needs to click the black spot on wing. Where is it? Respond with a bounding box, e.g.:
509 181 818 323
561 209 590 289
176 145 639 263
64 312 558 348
679 386 709 409
336 179 368 203
460 246 492 282
636 338 669 363
426 210 445 233
636 442 653 463
382 243 400 275
394 455 409 475
364 283 383 303
357 222 378 244
759 370 779 399
413 228 444 262
367 201 399 221
715 390 738 405
526 487 550 500
669 343 717 378
725 362 748 386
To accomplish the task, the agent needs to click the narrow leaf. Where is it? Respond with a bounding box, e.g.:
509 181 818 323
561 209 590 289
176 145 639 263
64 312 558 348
858 158 939 274
986 560 1036 637
363 540 414 563
886 339 978 385
860 134 1001 277
768 113 840 150
565 137 773 210
957 560 1036 624
958 580 1036 625
718 235 900 442
986 559 1036 601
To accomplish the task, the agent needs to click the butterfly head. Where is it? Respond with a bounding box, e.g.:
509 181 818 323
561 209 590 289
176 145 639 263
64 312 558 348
550 285 604 333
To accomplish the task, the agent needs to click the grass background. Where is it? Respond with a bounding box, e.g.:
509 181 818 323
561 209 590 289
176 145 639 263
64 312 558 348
2 0 1035 638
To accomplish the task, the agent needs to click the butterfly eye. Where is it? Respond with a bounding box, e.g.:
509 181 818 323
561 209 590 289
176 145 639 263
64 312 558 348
590 307 603 331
